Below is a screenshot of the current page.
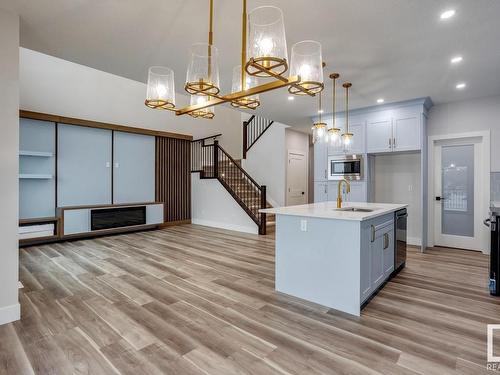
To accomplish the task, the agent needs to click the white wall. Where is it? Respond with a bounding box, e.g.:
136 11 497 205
374 153 422 245
241 120 288 207
191 173 258 234
428 95 500 171
0 9 20 325
19 48 243 158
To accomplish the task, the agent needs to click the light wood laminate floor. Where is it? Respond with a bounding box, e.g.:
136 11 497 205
1 225 498 374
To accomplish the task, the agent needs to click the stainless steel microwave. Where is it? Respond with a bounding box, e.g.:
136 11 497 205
328 155 363 180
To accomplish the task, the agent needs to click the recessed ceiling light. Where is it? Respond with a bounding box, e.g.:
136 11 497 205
456 82 466 90
376 98 385 104
288 96 294 101
440 9 456 20
318 109 324 114
451 56 463 64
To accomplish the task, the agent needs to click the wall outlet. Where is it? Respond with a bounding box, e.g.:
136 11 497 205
300 219 307 232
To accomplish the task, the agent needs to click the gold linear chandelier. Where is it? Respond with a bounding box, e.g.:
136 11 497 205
144 0 325 119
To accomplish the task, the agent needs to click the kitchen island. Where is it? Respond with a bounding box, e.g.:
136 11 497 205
261 202 407 316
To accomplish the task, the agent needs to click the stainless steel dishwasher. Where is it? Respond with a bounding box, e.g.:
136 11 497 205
393 208 407 276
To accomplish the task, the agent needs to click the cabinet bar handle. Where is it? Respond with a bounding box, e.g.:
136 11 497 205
371 225 375 242
389 138 392 148
383 233 389 249
324 169 327 179
393 137 396 148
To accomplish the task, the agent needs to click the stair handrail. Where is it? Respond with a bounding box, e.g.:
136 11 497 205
243 115 274 159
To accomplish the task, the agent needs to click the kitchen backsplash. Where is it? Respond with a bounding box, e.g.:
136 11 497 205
491 172 500 202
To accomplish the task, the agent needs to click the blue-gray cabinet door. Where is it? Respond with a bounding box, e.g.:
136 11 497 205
19 118 56 219
113 132 155 204
57 124 112 206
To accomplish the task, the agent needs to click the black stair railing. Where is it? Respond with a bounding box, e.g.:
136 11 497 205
243 115 274 159
191 137 267 234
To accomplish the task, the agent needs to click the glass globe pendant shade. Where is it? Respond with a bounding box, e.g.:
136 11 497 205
185 43 220 96
230 66 260 109
328 127 342 150
289 40 324 95
342 132 354 152
145 66 176 110
246 6 288 77
312 122 327 144
189 94 215 119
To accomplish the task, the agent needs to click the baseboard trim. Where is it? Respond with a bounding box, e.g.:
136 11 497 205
407 236 422 246
191 219 258 234
159 219 191 228
0 303 20 326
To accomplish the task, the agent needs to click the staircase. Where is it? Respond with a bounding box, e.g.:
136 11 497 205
191 135 274 235
242 115 274 159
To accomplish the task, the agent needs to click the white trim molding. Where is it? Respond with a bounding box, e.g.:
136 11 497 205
0 303 20 326
191 219 258 234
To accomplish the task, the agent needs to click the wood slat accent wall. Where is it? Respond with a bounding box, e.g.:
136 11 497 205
156 137 191 223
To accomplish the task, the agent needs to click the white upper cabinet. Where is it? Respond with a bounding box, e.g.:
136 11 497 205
349 121 366 155
393 114 421 152
366 107 422 154
366 118 393 153
327 117 366 155
314 141 328 181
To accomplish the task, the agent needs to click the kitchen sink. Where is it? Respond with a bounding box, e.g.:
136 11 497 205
334 207 376 212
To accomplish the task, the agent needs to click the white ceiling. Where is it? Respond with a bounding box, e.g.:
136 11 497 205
3 0 500 130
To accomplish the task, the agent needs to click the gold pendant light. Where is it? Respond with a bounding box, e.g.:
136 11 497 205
312 92 327 144
144 0 326 119
328 73 341 149
341 82 353 152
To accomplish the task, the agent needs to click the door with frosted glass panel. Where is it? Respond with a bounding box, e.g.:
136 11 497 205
434 142 481 251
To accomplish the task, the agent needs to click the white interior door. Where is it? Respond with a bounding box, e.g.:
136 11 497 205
433 137 487 251
287 151 308 206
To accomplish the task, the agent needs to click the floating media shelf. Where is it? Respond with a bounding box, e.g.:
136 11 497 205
19 150 54 157
19 174 53 179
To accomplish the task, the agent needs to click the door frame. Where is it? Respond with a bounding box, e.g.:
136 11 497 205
427 131 490 254
286 149 308 206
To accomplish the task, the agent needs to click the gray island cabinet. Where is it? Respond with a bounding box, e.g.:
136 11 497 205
261 202 406 316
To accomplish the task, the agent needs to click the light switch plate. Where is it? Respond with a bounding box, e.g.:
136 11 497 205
300 219 307 232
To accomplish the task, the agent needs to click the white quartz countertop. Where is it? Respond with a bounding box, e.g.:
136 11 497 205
260 202 408 221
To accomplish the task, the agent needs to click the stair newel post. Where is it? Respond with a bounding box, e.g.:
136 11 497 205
243 121 248 159
260 185 267 235
213 140 219 179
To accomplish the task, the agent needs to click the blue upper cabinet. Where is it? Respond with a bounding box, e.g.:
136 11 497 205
113 132 155 204
57 124 112 207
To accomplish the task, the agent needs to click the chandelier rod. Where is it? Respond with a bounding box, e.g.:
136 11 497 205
241 0 247 91
208 0 214 82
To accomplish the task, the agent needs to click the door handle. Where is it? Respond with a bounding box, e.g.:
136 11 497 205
435 196 446 201
301 192 305 195
484 218 491 227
